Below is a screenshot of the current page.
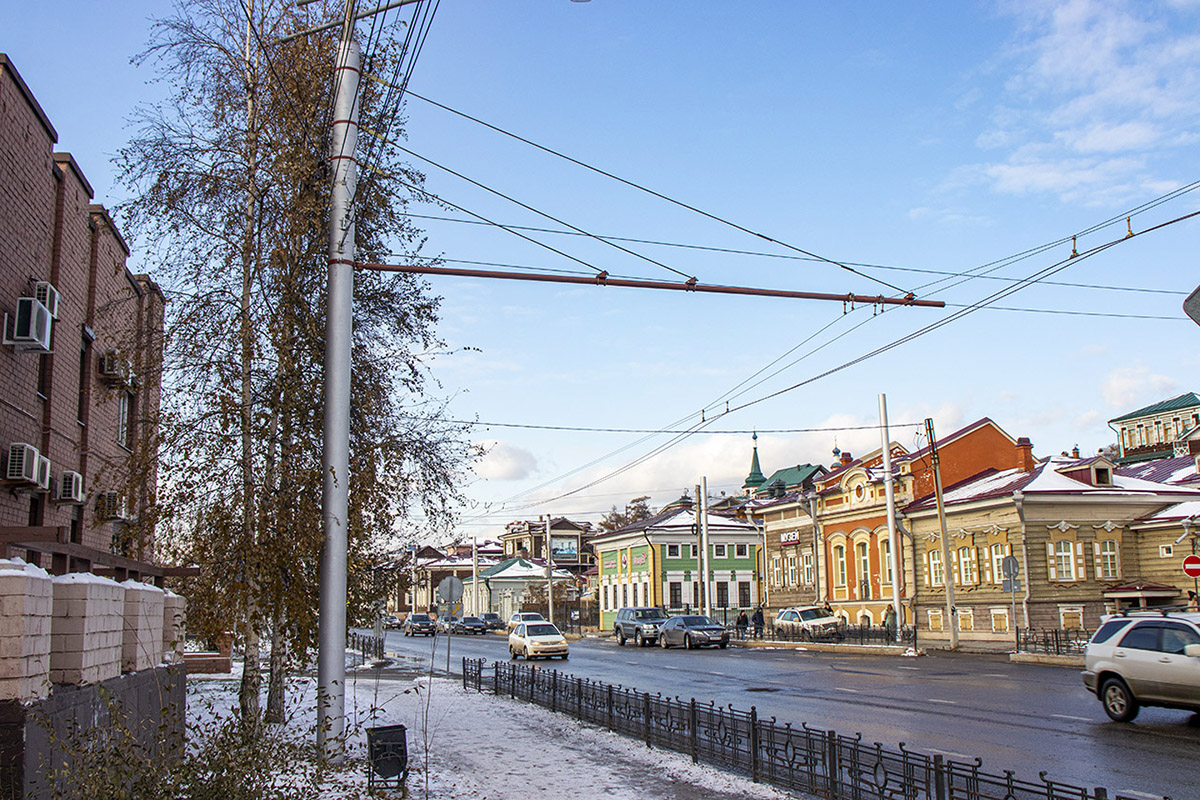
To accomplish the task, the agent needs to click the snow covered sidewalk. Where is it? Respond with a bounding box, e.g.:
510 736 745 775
189 665 799 799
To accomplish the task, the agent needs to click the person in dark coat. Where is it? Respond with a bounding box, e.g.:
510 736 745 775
751 606 765 638
735 610 749 639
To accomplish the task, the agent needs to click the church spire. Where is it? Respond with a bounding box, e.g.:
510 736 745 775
742 431 766 494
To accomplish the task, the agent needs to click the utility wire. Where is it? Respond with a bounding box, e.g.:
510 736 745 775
395 86 916 296
418 417 922 435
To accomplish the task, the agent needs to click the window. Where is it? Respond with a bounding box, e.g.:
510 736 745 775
692 581 699 607
927 609 944 632
880 540 892 585
116 391 134 449
622 584 628 607
1117 623 1158 651
1059 606 1084 629
669 582 682 608
990 608 1009 633
666 544 680 559
929 550 944 586
772 556 782 587
643 582 650 606
713 544 727 559
735 543 748 558
834 545 847 587
738 581 751 608
856 542 870 599
802 552 814 585
1098 540 1119 579
77 334 91 426
1094 467 1111 485
716 582 729 608
1091 619 1133 644
1159 544 1174 558
786 555 797 586
958 547 976 584
958 608 974 632
691 544 698 558
1161 622 1200 654
631 583 638 606
1054 541 1075 581
991 544 1007 585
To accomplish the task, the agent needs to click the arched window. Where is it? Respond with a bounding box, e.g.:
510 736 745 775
856 542 870 598
929 550 944 586
880 540 893 585
1099 540 1119 579
834 545 847 587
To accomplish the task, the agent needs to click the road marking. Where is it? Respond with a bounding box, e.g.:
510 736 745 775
834 687 859 693
898 666 919 671
929 748 974 760
661 665 679 670
983 673 1007 678
1050 713 1091 722
710 671 727 676
926 698 957 705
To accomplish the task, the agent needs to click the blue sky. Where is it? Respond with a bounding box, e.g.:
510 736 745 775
7 1 1200 540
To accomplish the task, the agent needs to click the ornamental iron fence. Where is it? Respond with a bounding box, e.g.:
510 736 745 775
1016 628 1091 656
764 623 917 648
462 657 1164 800
348 631 385 663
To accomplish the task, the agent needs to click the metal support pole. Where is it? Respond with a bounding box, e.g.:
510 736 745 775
546 514 554 626
317 31 359 763
879 394 903 642
701 477 712 617
925 418 958 650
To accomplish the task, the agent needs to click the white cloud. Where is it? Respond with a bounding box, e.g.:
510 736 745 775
1101 365 1179 408
475 440 538 480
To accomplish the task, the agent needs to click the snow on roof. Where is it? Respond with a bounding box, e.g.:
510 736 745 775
1139 500 1200 523
468 557 573 582
1117 455 1200 486
0 557 50 580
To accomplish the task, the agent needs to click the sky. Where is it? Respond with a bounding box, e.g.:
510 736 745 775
6 1 1200 542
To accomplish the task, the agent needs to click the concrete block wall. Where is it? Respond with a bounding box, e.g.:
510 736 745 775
49 573 124 685
121 580 164 673
161 589 186 664
0 559 52 701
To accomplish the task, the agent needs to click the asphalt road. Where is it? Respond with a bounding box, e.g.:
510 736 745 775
375 629 1200 800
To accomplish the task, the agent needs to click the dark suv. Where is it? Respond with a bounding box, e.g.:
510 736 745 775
613 607 669 646
403 613 437 637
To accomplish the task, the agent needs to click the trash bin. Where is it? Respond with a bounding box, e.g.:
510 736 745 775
366 724 408 790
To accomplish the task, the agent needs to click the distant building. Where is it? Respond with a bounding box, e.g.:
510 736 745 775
0 55 165 582
1108 392 1200 465
501 516 595 576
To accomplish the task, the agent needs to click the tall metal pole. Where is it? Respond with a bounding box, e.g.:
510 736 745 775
879 394 902 643
925 418 958 650
318 26 359 762
472 536 479 615
546 514 554 626
701 477 712 617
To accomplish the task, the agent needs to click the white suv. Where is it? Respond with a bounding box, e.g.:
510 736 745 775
1081 611 1200 722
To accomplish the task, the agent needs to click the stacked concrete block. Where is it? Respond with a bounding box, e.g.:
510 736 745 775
161 590 187 664
50 573 124 685
0 558 52 701
121 580 165 673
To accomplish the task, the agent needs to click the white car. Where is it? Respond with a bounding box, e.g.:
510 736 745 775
509 621 569 660
1081 610 1200 722
774 605 840 636
506 611 545 632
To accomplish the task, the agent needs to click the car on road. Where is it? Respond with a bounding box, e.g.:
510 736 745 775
480 612 504 631
403 613 437 637
1081 610 1200 722
451 616 488 635
507 611 545 632
773 605 841 637
382 614 402 630
613 606 669 646
658 614 730 650
437 615 460 633
509 621 569 660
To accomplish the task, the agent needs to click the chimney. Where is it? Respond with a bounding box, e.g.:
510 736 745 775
1072 444 1080 458
1016 437 1035 472
840 451 853 466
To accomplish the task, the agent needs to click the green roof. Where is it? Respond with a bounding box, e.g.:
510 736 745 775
1110 392 1200 424
743 444 766 489
756 463 825 492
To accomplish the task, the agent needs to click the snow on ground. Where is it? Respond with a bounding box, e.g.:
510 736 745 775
188 661 801 800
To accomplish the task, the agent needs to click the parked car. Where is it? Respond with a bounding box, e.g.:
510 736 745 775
403 613 437 637
773 605 841 637
613 606 669 646
658 615 730 650
507 611 545 632
451 616 488 635
1081 610 1200 722
509 621 569 660
480 612 505 631
382 614 402 630
437 615 460 633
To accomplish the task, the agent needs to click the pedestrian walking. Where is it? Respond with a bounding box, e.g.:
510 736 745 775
736 610 749 640
752 605 765 639
883 605 896 632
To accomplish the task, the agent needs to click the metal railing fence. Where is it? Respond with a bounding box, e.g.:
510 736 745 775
462 658 1165 800
348 631 385 663
762 623 917 647
1016 628 1091 655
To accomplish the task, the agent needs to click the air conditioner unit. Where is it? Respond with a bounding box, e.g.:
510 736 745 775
34 455 51 492
3 297 53 353
96 490 130 522
6 443 39 483
99 350 134 384
59 470 86 504
34 281 61 319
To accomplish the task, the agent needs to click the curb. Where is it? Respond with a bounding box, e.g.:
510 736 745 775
1008 652 1085 668
730 640 918 656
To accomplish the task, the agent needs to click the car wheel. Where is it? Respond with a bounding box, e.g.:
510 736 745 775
509 646 517 660
685 634 693 650
660 635 669 649
635 631 644 647
718 642 728 649
616 630 626 646
1101 678 1139 722
561 654 569 660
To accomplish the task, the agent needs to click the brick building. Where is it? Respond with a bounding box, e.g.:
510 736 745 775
0 55 165 580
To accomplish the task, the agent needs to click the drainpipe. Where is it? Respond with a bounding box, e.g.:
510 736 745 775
1013 490 1031 629
879 393 902 641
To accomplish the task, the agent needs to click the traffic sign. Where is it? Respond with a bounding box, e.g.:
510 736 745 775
1183 554 1200 579
437 575 464 603
1001 555 1020 579
1002 579 1021 593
